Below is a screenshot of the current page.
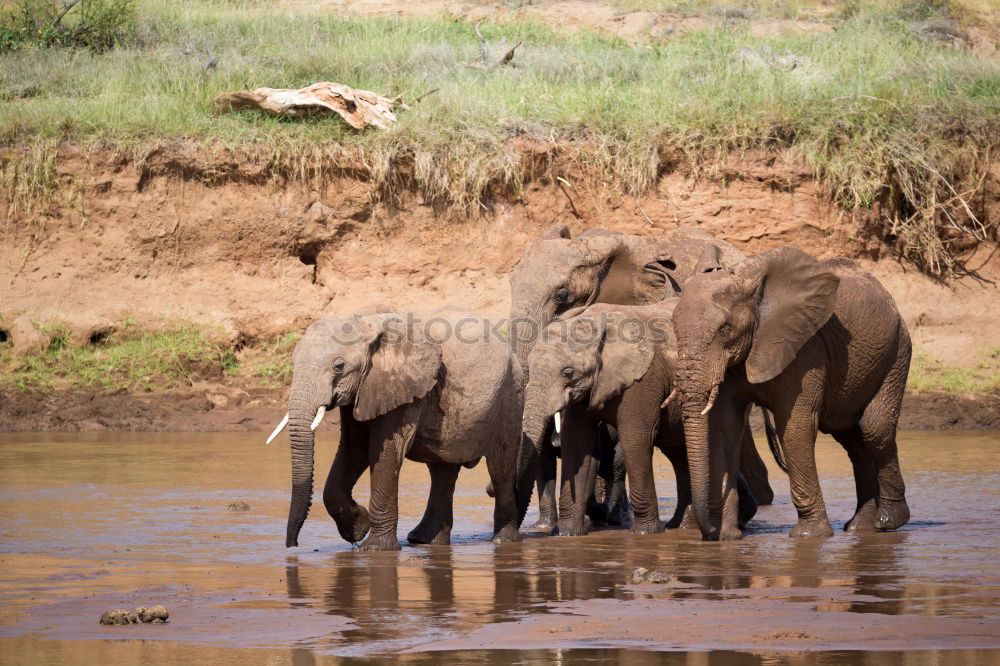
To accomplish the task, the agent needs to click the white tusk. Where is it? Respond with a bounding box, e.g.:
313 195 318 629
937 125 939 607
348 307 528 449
265 413 289 445
554 411 562 434
311 406 326 431
661 389 677 409
700 385 720 416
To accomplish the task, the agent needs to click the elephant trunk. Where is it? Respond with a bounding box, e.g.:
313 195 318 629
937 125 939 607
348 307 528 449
509 297 542 386
514 433 537 526
676 357 725 541
285 369 327 548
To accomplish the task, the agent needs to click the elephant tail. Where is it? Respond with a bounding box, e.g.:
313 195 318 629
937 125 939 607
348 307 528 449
762 407 788 473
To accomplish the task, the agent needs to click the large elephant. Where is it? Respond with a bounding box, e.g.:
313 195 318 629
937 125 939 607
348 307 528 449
522 301 759 535
509 225 775 533
672 246 912 541
268 307 531 551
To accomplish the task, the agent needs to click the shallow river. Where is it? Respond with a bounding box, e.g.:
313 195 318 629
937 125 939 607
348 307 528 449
1 430 998 664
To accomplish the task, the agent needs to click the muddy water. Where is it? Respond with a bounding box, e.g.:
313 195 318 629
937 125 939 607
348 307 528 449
0 430 998 664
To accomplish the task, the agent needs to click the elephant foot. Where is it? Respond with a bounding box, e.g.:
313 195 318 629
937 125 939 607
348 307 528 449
607 497 632 527
491 524 521 544
876 498 910 531
738 499 758 529
555 519 587 537
586 503 610 526
719 523 744 541
666 505 699 530
844 500 879 532
407 523 451 546
360 533 401 551
789 517 834 539
629 519 664 535
336 505 371 544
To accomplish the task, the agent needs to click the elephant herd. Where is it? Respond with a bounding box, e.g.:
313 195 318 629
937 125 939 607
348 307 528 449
266 225 912 550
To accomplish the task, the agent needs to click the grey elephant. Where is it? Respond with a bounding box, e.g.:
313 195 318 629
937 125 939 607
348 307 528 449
267 307 531 551
671 246 912 540
509 224 775 535
522 301 759 535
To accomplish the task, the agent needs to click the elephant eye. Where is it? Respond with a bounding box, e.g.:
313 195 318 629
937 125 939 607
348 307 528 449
554 286 569 303
719 323 733 337
562 367 574 380
333 358 346 373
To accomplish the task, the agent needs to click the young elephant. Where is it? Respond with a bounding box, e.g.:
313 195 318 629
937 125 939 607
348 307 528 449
521 301 759 535
672 247 911 541
267 307 531 551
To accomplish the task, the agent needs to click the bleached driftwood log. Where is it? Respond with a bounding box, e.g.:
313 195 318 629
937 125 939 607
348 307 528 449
213 82 407 130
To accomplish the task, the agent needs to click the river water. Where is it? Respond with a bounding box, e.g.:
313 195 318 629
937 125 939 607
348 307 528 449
0 430 998 664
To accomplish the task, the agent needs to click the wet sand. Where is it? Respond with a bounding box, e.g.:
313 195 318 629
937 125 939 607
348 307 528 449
0 430 998 663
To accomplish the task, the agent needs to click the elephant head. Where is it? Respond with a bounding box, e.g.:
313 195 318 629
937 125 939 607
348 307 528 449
521 304 670 456
509 225 677 382
671 246 839 539
277 313 442 547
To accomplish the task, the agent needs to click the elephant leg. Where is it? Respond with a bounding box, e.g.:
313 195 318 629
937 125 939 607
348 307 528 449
486 447 522 544
535 441 558 530
662 442 695 529
864 347 911 531
776 408 833 539
556 409 600 537
832 426 879 532
735 472 758 528
605 441 632 527
618 413 662 535
323 419 371 544
361 404 420 551
407 462 461 546
586 425 617 525
709 397 746 541
739 418 774 506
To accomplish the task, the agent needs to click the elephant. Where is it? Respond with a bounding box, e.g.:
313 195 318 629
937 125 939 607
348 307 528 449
521 301 759 535
671 246 912 541
508 224 775 533
267 306 531 551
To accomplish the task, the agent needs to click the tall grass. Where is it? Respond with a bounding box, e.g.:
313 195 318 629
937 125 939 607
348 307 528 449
1 0 998 273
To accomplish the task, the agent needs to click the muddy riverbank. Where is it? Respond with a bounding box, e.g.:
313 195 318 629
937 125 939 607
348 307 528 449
1 430 997 662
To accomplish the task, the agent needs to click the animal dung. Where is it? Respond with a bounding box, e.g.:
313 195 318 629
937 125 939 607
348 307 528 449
135 605 170 623
630 567 670 584
99 609 137 625
100 605 169 625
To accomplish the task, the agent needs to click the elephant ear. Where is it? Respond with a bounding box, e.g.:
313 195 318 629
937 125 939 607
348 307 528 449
589 319 656 410
540 223 571 241
693 244 723 274
744 246 840 385
584 235 676 305
354 316 443 421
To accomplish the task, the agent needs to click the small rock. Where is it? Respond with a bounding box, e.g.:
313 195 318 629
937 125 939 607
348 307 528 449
647 571 671 584
227 500 251 512
135 605 169 623
100 609 137 625
631 567 650 584
547 626 572 634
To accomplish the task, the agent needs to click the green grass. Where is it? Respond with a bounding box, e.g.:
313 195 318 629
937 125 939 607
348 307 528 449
0 322 237 392
1 0 998 274
0 318 303 393
908 348 1000 395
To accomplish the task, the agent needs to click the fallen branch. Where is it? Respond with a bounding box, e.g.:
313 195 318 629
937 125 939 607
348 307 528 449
474 21 488 66
556 176 583 219
213 82 407 130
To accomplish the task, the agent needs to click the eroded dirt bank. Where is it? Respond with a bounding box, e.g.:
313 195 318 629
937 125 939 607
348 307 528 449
2 142 998 430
